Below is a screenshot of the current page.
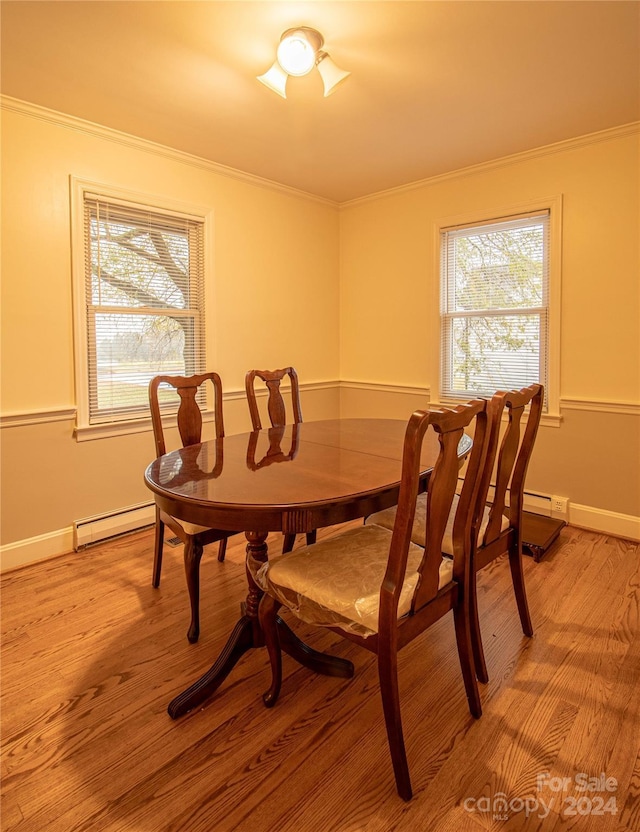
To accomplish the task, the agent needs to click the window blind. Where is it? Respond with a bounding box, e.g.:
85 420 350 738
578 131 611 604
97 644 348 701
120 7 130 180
83 195 206 423
440 212 549 402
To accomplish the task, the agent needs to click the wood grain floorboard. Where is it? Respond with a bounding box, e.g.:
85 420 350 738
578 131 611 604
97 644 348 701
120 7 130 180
2 524 638 831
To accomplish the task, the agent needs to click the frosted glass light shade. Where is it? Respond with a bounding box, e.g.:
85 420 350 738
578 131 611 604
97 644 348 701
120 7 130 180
257 61 288 98
317 53 351 96
277 30 317 76
258 28 349 98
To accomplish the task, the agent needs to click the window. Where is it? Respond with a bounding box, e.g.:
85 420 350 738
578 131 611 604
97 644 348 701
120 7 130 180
440 210 552 405
72 181 208 435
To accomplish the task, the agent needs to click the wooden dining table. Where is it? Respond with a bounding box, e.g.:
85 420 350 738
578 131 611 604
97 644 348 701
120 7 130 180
144 417 472 719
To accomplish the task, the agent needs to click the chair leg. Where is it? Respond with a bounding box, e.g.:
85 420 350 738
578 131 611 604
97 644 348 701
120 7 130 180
453 601 482 719
378 643 412 801
152 510 164 588
306 529 317 546
184 537 204 644
509 542 534 637
282 534 296 554
259 594 283 707
469 569 489 684
217 537 227 563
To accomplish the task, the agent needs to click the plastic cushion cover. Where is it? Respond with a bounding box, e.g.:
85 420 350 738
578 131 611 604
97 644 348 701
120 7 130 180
366 492 510 553
162 513 212 536
254 524 454 639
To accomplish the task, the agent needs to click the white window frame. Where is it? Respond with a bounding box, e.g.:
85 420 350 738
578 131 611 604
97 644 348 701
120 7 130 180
433 196 562 426
70 178 215 440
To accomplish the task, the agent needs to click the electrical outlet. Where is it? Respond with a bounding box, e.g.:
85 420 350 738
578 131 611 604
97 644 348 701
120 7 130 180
551 496 568 516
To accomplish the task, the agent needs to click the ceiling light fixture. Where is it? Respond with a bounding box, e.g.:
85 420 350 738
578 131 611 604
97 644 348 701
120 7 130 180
257 27 350 99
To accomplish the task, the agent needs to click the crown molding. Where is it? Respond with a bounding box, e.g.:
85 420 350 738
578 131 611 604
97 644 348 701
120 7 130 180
4 97 636 210
340 122 640 208
0 96 338 209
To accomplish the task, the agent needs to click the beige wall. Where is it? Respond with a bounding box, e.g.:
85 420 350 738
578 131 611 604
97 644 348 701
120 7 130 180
0 105 340 547
339 129 640 525
1 103 639 562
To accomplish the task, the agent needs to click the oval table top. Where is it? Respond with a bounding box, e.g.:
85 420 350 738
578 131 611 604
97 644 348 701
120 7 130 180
144 417 473 534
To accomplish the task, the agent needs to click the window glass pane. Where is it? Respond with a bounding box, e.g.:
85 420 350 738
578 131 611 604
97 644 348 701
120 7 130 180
80 192 206 426
440 211 550 403
93 313 190 415
89 208 189 310
449 314 541 396
449 221 545 312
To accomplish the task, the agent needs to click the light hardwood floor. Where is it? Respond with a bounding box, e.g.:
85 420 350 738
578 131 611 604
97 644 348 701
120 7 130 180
1 523 639 832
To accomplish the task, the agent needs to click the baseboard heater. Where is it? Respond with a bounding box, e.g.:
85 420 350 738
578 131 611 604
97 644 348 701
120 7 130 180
461 483 556 519
486 486 567 560
458 485 567 560
521 490 553 517
74 502 155 550
72 489 563 552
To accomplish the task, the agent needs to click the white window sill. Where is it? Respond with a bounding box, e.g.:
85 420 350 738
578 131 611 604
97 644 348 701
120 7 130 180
74 410 215 442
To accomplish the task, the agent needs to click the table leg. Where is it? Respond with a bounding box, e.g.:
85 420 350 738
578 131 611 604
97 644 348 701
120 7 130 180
167 530 353 719
168 615 255 718
168 531 268 719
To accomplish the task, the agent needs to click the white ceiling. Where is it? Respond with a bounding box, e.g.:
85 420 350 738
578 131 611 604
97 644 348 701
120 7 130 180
2 1 639 203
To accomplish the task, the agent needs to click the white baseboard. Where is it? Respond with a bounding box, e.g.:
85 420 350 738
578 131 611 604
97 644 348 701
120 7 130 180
2 498 637 573
0 527 75 572
568 504 640 541
1 502 156 573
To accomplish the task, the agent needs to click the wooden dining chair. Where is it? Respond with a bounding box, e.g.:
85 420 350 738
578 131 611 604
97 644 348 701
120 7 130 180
366 384 544 683
149 372 238 643
245 367 316 553
256 400 492 801
466 383 544 680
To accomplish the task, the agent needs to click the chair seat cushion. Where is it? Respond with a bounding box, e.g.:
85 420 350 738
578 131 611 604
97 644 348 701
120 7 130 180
255 524 454 639
366 493 509 554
